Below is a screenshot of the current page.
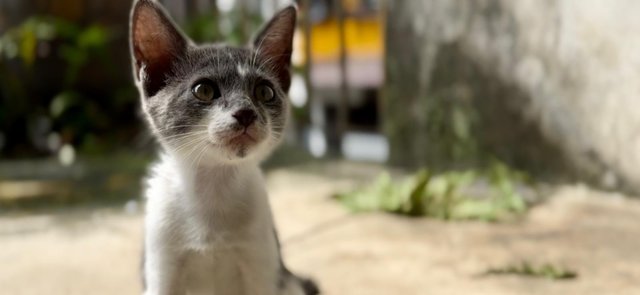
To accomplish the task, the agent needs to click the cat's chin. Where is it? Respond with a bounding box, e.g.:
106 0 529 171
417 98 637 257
216 128 269 158
225 133 257 151
207 138 271 164
164 129 274 166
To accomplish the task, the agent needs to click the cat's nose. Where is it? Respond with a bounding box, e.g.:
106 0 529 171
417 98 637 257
233 109 257 128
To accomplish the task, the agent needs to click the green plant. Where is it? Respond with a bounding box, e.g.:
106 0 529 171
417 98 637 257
483 261 577 280
0 16 138 158
2 17 113 89
335 161 531 221
182 8 263 45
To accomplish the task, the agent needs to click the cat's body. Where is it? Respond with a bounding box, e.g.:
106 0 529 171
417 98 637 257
129 1 317 294
144 157 300 295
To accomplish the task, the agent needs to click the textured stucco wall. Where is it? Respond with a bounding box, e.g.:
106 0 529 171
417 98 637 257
384 0 640 191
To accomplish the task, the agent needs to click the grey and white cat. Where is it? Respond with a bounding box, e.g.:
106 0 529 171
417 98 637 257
129 0 318 294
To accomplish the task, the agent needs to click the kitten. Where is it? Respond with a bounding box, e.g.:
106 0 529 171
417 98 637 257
129 1 318 294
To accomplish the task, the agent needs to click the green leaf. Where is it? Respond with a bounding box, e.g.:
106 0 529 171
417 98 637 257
19 30 37 66
77 25 109 48
402 169 431 216
50 91 80 118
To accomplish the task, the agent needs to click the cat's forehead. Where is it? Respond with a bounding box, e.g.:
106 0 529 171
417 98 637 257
185 45 256 76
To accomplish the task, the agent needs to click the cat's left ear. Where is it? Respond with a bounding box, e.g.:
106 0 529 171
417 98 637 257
130 0 188 97
252 6 297 91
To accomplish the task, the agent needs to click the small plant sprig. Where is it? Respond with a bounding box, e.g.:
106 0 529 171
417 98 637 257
335 161 531 221
483 261 578 280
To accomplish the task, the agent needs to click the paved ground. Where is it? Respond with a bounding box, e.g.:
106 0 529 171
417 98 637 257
1 164 640 295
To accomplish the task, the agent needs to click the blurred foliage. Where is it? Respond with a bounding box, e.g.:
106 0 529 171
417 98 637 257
0 16 139 158
484 261 578 280
0 18 111 82
184 12 221 43
0 16 114 89
335 161 531 221
222 10 264 46
0 6 269 159
183 8 263 45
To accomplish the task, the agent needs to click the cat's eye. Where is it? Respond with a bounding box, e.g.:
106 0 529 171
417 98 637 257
192 80 220 102
255 84 275 101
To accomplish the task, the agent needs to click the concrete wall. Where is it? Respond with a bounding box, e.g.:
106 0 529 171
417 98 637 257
384 0 640 191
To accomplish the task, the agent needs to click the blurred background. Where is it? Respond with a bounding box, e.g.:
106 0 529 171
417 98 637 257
2 0 640 294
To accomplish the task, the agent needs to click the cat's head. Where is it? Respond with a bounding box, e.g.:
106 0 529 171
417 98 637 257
130 0 295 165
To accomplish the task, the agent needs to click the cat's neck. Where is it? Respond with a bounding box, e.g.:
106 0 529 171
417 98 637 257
160 152 262 196
172 155 255 181
155 152 266 233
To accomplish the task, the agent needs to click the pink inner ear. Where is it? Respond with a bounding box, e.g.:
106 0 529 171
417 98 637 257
131 1 186 95
134 8 174 63
255 8 295 60
253 7 296 90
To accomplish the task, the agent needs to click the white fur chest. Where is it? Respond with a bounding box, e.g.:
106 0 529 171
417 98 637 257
181 235 280 295
143 155 281 295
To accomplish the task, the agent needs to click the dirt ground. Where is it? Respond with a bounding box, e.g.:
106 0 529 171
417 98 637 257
1 165 640 295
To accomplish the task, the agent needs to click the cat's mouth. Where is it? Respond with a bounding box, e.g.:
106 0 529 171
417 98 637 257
209 126 266 158
221 127 263 148
221 130 262 158
227 132 256 146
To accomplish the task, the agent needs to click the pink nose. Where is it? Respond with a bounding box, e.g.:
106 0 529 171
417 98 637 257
233 109 257 127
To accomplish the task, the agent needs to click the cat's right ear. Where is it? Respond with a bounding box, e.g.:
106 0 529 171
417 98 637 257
130 0 187 97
